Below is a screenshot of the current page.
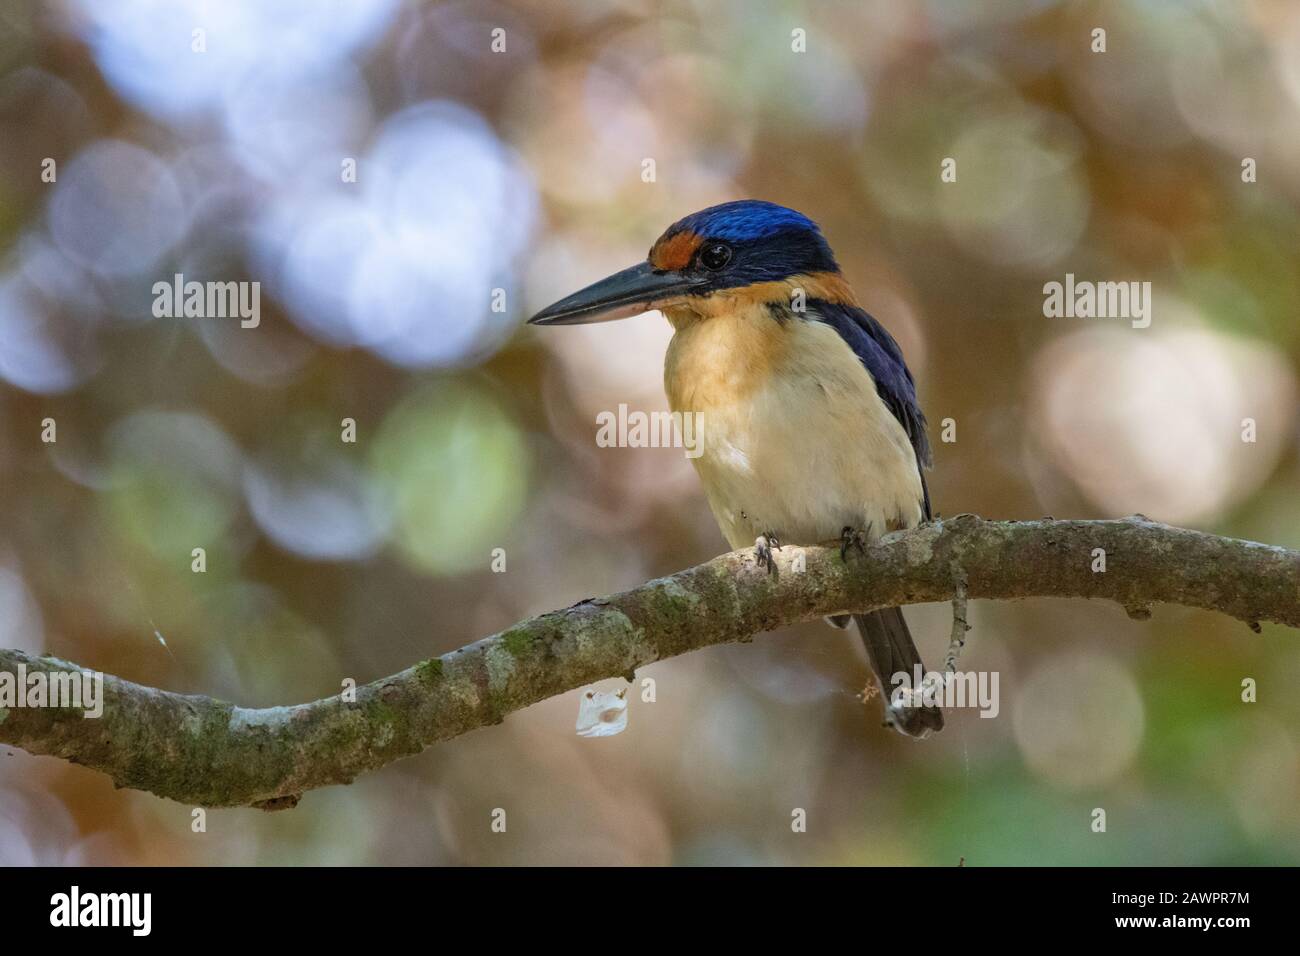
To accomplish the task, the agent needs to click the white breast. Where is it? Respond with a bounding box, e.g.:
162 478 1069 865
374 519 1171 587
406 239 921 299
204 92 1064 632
664 303 924 551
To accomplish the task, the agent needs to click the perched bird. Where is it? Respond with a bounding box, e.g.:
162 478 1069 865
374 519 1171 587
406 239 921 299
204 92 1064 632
528 200 943 737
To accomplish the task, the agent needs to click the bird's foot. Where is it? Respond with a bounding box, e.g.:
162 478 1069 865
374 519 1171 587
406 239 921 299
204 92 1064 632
755 532 781 575
840 524 871 561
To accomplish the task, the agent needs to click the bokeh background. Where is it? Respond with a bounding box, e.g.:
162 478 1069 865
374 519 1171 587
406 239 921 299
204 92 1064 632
1 0 1298 865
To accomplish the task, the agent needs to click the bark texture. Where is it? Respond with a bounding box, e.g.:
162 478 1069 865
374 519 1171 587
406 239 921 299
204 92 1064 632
1 516 1295 808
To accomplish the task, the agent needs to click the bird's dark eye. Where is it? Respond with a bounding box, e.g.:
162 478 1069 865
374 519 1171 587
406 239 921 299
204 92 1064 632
699 242 732 271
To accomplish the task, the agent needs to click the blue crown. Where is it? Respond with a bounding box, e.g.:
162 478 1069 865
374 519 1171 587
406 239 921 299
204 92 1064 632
671 200 821 243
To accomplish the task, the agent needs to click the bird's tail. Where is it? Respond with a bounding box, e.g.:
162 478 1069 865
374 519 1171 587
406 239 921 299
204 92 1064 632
856 608 944 738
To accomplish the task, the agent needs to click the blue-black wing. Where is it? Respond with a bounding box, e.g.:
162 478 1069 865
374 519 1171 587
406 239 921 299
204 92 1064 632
809 300 932 519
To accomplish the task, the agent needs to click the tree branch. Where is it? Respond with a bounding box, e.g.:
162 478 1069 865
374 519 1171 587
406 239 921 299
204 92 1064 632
1 516 1296 809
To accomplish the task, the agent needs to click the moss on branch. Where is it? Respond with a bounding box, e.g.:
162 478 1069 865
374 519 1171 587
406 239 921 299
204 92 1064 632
1 516 1296 808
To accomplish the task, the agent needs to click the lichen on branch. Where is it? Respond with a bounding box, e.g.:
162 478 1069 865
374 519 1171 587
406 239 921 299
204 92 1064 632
1 516 1296 808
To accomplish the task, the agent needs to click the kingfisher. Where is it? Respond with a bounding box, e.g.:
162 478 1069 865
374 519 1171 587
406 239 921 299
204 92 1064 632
528 200 943 737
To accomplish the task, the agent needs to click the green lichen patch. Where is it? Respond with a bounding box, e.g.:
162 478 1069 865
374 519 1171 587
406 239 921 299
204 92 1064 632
413 658 444 685
499 627 533 657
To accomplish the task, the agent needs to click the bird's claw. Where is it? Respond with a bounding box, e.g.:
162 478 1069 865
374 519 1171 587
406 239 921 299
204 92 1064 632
755 532 781 575
840 524 870 561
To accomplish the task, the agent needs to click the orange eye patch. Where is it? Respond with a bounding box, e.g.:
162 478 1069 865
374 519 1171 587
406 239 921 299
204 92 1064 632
649 230 704 272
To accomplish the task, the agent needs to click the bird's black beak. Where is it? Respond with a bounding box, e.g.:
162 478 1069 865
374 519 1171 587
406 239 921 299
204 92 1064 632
527 261 703 326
